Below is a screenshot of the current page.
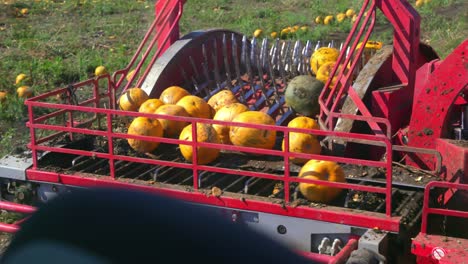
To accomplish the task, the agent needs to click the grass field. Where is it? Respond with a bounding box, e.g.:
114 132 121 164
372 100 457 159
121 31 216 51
0 0 467 157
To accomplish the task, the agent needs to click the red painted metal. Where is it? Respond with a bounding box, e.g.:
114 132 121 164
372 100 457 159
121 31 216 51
407 40 468 170
26 173 402 232
12 0 468 261
0 201 36 214
297 239 358 263
412 234 468 264
435 138 468 184
0 223 20 233
412 181 468 263
0 201 36 233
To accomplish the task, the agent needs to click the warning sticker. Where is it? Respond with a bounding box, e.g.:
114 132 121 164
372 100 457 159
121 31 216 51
432 247 447 260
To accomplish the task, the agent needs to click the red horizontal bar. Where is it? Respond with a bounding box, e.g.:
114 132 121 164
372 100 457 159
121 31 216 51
31 123 389 169
27 101 391 144
26 173 401 232
197 164 387 194
0 201 36 214
426 208 468 219
0 223 20 233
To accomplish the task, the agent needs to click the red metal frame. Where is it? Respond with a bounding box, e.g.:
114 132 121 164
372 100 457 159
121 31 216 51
412 181 468 263
8 1 466 262
21 0 460 236
24 85 401 231
0 201 36 233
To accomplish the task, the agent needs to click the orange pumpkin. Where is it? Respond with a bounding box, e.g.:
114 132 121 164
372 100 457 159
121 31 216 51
119 88 149 111
212 103 249 144
287 116 320 130
17 86 33 98
179 123 221 165
207 89 239 112
0 91 7 102
229 111 277 150
154 104 190 138
282 117 321 164
298 159 345 203
127 117 163 153
159 86 190 105
176 95 212 119
138 99 164 114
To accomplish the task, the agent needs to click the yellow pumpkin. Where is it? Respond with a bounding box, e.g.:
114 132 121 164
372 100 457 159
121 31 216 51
15 73 28 85
310 47 340 75
119 87 149 112
316 61 342 87
298 159 345 203
229 111 277 151
207 89 239 112
154 104 190 138
159 86 190 105
253 29 263 38
270 31 278 38
336 13 346 23
126 69 136 82
176 95 212 119
138 99 164 114
95 66 108 77
356 41 383 64
280 28 290 39
212 103 249 144
282 117 321 164
179 123 220 165
127 117 163 153
345 9 355 18
315 16 323 24
0 91 7 102
323 15 334 25
17 86 33 98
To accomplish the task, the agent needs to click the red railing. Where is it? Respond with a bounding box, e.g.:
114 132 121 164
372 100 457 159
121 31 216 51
21 0 437 234
0 201 36 233
421 181 468 234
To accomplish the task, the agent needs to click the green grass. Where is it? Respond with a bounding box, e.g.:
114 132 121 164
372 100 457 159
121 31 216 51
0 0 467 156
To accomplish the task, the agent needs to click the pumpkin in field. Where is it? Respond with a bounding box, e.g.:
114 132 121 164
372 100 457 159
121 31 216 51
298 159 345 203
282 117 321 164
316 61 343 87
229 111 276 150
127 117 163 153
159 86 190 105
176 95 212 119
119 87 149 112
179 123 220 165
207 89 239 112
356 40 383 64
310 47 339 75
336 13 346 23
17 86 33 98
285 75 324 117
212 103 249 144
138 99 164 114
0 91 7 102
154 104 190 138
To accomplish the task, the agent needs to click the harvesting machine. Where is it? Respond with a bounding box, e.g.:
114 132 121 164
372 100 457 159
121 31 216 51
0 0 467 263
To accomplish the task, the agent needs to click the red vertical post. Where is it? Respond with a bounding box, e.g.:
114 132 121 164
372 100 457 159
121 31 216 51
154 0 185 54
